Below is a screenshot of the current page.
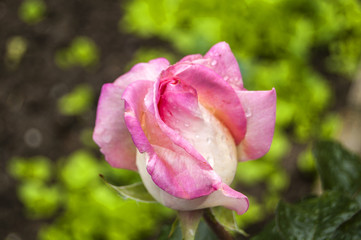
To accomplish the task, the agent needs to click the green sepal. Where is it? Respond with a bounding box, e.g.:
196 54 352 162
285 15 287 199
211 206 248 237
100 174 156 203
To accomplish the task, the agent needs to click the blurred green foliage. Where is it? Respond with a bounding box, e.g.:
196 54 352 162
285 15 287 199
57 84 94 116
297 147 316 173
19 0 46 24
5 36 28 69
126 47 177 71
9 150 174 239
55 37 99 69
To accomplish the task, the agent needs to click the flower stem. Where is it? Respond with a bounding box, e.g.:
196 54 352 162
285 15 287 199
178 210 203 240
203 208 234 240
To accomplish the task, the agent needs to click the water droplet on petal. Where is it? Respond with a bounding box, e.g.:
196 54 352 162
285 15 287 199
206 156 214 167
245 108 252 118
184 123 190 127
223 75 229 81
207 138 212 144
195 135 200 139
211 60 217 66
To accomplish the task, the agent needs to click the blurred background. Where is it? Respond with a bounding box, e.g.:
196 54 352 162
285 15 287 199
1 0 361 239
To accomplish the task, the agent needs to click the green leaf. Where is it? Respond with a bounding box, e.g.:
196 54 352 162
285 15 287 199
194 220 218 240
276 191 360 240
158 219 217 240
313 141 361 204
100 175 156 203
211 206 248 236
332 210 361 240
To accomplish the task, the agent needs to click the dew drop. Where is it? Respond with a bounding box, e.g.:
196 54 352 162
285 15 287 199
184 123 190 127
245 108 252 118
223 75 229 81
195 135 200 139
211 60 217 66
206 156 214 167
207 138 212 144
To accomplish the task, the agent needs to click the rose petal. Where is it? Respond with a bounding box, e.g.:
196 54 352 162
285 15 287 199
122 80 155 154
122 80 221 199
93 58 169 170
114 58 169 88
168 63 247 144
93 83 137 170
179 54 203 63
204 183 249 215
204 42 244 90
137 150 249 215
147 145 220 199
237 89 277 161
158 79 203 133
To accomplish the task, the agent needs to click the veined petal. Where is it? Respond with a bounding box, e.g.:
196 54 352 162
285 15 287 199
179 54 203 63
122 80 154 154
169 63 247 144
93 83 137 170
205 42 244 90
137 150 249 215
237 89 276 161
209 183 249 215
147 145 220 199
114 58 169 88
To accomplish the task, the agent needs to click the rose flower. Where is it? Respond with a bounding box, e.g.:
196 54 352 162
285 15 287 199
93 42 276 215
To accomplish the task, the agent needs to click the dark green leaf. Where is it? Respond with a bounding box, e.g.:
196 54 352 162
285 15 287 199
276 191 360 240
313 141 361 204
100 175 156 203
251 220 283 240
158 219 217 240
331 210 361 240
157 222 182 240
194 220 218 240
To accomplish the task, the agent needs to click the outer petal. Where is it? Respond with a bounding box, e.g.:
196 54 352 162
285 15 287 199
179 54 203 63
237 89 277 161
166 63 247 144
147 145 220 199
93 58 169 170
114 58 169 88
93 83 137 170
122 80 155 154
136 151 249 215
204 42 244 90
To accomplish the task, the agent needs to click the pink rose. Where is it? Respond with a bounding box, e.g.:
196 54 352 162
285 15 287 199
93 42 276 215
